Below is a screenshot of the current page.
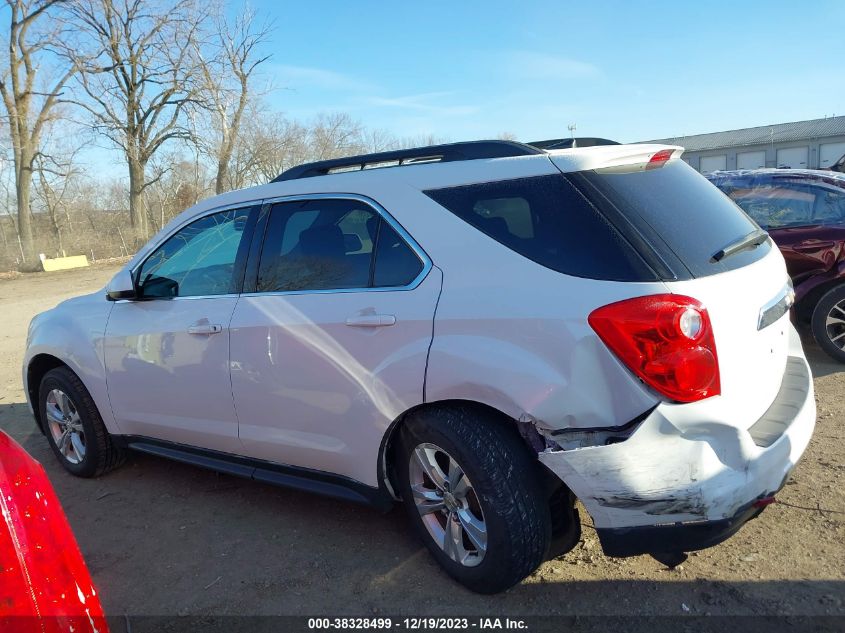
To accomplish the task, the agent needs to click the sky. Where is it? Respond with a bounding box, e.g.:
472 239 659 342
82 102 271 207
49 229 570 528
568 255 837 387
241 0 845 144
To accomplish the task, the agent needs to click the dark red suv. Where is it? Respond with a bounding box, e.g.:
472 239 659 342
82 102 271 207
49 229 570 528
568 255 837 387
707 169 845 362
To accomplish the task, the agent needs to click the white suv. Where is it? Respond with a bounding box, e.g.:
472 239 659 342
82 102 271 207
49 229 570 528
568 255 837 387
23 139 816 593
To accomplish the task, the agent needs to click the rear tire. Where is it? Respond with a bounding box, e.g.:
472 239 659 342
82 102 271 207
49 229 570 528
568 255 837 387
395 406 551 594
811 284 845 363
39 367 126 478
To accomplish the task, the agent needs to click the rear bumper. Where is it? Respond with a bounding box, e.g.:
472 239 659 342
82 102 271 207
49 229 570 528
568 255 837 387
597 494 768 557
539 323 815 554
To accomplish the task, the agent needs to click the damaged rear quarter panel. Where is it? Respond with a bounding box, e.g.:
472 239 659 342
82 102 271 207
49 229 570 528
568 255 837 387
423 235 664 433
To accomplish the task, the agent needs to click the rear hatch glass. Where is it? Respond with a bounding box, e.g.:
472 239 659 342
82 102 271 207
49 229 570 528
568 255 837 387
567 159 772 279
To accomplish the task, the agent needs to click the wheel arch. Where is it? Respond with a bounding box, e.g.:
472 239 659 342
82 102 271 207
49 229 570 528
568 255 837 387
378 398 580 560
378 399 553 500
26 354 72 433
795 275 845 323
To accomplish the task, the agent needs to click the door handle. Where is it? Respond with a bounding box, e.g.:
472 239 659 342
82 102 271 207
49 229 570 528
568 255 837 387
187 323 223 335
345 314 396 327
794 241 834 252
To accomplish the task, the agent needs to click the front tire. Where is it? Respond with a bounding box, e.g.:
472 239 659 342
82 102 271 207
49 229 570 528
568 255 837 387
39 367 126 477
811 284 845 363
395 406 551 594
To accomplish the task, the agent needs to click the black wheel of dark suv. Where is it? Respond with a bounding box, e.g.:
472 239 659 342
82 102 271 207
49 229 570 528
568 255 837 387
394 406 552 594
39 367 126 477
812 284 845 363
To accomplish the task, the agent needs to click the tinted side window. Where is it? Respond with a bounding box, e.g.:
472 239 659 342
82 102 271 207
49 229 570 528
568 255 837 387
137 208 250 298
373 221 423 287
425 175 653 281
257 199 426 293
258 199 377 292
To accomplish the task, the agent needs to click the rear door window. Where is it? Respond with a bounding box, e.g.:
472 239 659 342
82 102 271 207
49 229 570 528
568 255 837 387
425 175 655 281
257 198 425 292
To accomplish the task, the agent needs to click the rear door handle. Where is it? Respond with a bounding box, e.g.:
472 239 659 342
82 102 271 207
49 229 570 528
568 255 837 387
345 314 396 327
187 323 223 335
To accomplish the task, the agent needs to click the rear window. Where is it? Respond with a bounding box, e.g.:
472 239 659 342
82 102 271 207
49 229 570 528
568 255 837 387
424 175 655 281
578 160 771 277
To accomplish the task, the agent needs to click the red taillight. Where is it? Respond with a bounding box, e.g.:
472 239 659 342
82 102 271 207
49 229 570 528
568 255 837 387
0 432 108 632
588 294 720 403
646 148 675 170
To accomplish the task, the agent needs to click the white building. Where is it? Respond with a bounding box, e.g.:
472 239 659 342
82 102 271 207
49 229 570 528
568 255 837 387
643 116 845 173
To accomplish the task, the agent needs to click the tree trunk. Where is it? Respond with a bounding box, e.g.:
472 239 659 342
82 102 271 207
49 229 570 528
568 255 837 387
215 156 229 195
128 156 148 246
215 123 233 195
15 148 37 271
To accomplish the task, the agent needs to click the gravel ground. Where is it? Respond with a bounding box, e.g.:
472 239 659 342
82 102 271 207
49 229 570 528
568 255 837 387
0 265 843 624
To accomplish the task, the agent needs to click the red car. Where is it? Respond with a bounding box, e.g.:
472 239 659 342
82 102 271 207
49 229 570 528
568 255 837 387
0 430 107 632
707 169 845 362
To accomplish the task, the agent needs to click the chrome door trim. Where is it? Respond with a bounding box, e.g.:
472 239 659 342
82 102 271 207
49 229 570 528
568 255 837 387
112 293 241 304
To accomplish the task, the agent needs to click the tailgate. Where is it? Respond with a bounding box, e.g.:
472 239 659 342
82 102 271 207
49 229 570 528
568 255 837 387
553 150 796 424
664 247 792 423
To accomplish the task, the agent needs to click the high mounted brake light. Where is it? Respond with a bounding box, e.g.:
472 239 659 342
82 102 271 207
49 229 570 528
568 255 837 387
589 294 720 403
646 149 675 170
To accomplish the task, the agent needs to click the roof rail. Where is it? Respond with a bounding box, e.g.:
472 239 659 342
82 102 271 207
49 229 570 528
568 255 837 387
271 140 544 182
529 137 620 150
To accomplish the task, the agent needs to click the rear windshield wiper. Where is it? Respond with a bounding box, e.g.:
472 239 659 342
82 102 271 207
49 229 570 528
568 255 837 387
711 228 769 263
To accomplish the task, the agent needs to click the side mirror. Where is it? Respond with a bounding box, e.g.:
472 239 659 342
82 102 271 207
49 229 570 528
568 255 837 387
106 269 137 301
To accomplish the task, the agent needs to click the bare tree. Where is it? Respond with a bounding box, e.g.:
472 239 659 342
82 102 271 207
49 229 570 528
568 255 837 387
69 0 206 243
0 0 75 269
32 120 83 256
361 127 400 153
395 133 446 150
309 112 365 160
240 108 309 184
146 150 208 230
195 7 271 194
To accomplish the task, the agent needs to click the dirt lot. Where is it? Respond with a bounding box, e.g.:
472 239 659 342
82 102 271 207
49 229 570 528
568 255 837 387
0 265 843 624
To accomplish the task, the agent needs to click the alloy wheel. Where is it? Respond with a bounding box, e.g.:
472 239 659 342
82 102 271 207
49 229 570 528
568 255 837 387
409 442 487 567
45 389 86 465
826 299 845 351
